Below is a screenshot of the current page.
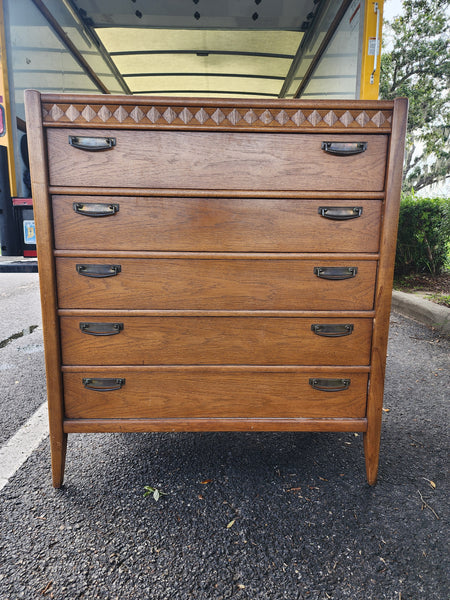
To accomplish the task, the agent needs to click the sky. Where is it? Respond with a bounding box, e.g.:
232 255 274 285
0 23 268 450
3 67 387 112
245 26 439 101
383 0 403 21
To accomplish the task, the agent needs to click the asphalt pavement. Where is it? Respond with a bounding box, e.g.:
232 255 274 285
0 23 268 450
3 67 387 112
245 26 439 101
0 274 448 600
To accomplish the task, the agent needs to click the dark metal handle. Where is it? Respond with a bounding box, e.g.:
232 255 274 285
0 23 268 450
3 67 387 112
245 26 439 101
318 206 363 220
314 266 357 280
322 141 367 156
309 378 351 392
80 322 124 336
69 135 116 151
82 377 125 391
73 202 119 217
76 264 121 278
311 324 354 337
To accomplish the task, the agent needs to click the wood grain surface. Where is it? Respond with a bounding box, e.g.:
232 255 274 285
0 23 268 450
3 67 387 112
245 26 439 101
55 257 378 310
52 196 382 253
364 96 409 485
41 94 394 133
59 316 373 366
24 90 67 488
47 129 388 191
25 90 407 487
63 417 368 433
63 369 368 419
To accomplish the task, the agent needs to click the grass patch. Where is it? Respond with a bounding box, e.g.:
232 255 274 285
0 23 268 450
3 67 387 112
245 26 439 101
393 270 450 308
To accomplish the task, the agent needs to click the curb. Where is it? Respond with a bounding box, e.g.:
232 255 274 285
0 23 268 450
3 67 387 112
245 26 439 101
0 257 38 273
391 290 450 336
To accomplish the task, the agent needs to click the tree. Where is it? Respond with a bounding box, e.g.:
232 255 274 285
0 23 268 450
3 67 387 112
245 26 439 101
379 0 450 192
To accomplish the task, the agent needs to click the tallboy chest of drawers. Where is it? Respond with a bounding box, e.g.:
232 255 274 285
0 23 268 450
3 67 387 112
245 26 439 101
25 91 407 487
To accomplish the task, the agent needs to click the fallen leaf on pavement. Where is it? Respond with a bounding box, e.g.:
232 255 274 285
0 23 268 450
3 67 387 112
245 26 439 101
422 478 436 489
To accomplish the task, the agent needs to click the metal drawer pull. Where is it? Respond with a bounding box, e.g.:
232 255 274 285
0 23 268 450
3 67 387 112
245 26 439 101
73 202 119 217
76 264 121 278
311 324 354 337
318 206 362 220
80 322 124 336
321 141 367 155
314 266 357 280
83 377 125 391
309 378 351 392
69 135 116 151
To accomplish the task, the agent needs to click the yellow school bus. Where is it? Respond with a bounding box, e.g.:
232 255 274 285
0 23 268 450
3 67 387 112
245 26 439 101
0 0 384 263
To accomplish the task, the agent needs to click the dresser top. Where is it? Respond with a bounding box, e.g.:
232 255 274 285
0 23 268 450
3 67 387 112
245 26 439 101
27 91 397 133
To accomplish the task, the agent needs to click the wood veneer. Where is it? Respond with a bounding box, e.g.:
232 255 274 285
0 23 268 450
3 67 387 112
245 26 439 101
63 369 369 420
59 316 373 366
25 91 408 487
55 257 378 311
47 129 388 191
52 196 382 253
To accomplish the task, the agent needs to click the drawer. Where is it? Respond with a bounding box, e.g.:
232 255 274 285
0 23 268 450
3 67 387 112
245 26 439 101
47 129 388 191
60 316 373 366
63 369 368 419
53 196 382 253
55 258 378 310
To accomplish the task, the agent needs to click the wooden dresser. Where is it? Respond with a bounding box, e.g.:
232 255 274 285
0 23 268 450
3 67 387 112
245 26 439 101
24 91 407 488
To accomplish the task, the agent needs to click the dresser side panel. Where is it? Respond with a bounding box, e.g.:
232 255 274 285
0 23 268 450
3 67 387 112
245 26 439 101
24 90 66 487
365 97 409 485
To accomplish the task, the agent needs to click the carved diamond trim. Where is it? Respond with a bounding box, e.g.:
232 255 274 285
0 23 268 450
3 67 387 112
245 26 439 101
81 105 96 122
98 105 113 122
195 108 209 124
163 107 177 123
323 111 338 126
179 107 193 124
114 106 128 122
243 110 258 124
339 111 354 127
372 111 386 127
227 109 241 125
130 106 144 123
49 104 65 121
275 110 289 125
307 110 322 126
41 102 393 131
291 110 306 126
260 109 273 125
147 107 161 123
211 109 225 124
355 110 370 127
65 105 80 121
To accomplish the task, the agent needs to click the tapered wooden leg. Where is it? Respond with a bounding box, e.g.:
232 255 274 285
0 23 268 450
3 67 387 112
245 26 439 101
50 431 67 488
363 416 381 486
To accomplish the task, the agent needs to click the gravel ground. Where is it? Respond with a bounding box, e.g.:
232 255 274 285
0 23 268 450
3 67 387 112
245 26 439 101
0 314 448 600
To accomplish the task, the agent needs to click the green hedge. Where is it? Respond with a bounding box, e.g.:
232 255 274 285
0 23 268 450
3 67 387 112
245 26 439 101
395 194 450 276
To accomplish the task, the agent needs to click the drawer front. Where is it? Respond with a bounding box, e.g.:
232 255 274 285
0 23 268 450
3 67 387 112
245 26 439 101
55 258 377 310
47 129 388 191
60 316 373 366
63 370 368 419
53 196 382 253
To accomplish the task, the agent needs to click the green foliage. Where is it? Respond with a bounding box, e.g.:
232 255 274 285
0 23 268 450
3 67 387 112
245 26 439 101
143 486 168 501
380 0 450 192
395 193 450 275
427 293 450 308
